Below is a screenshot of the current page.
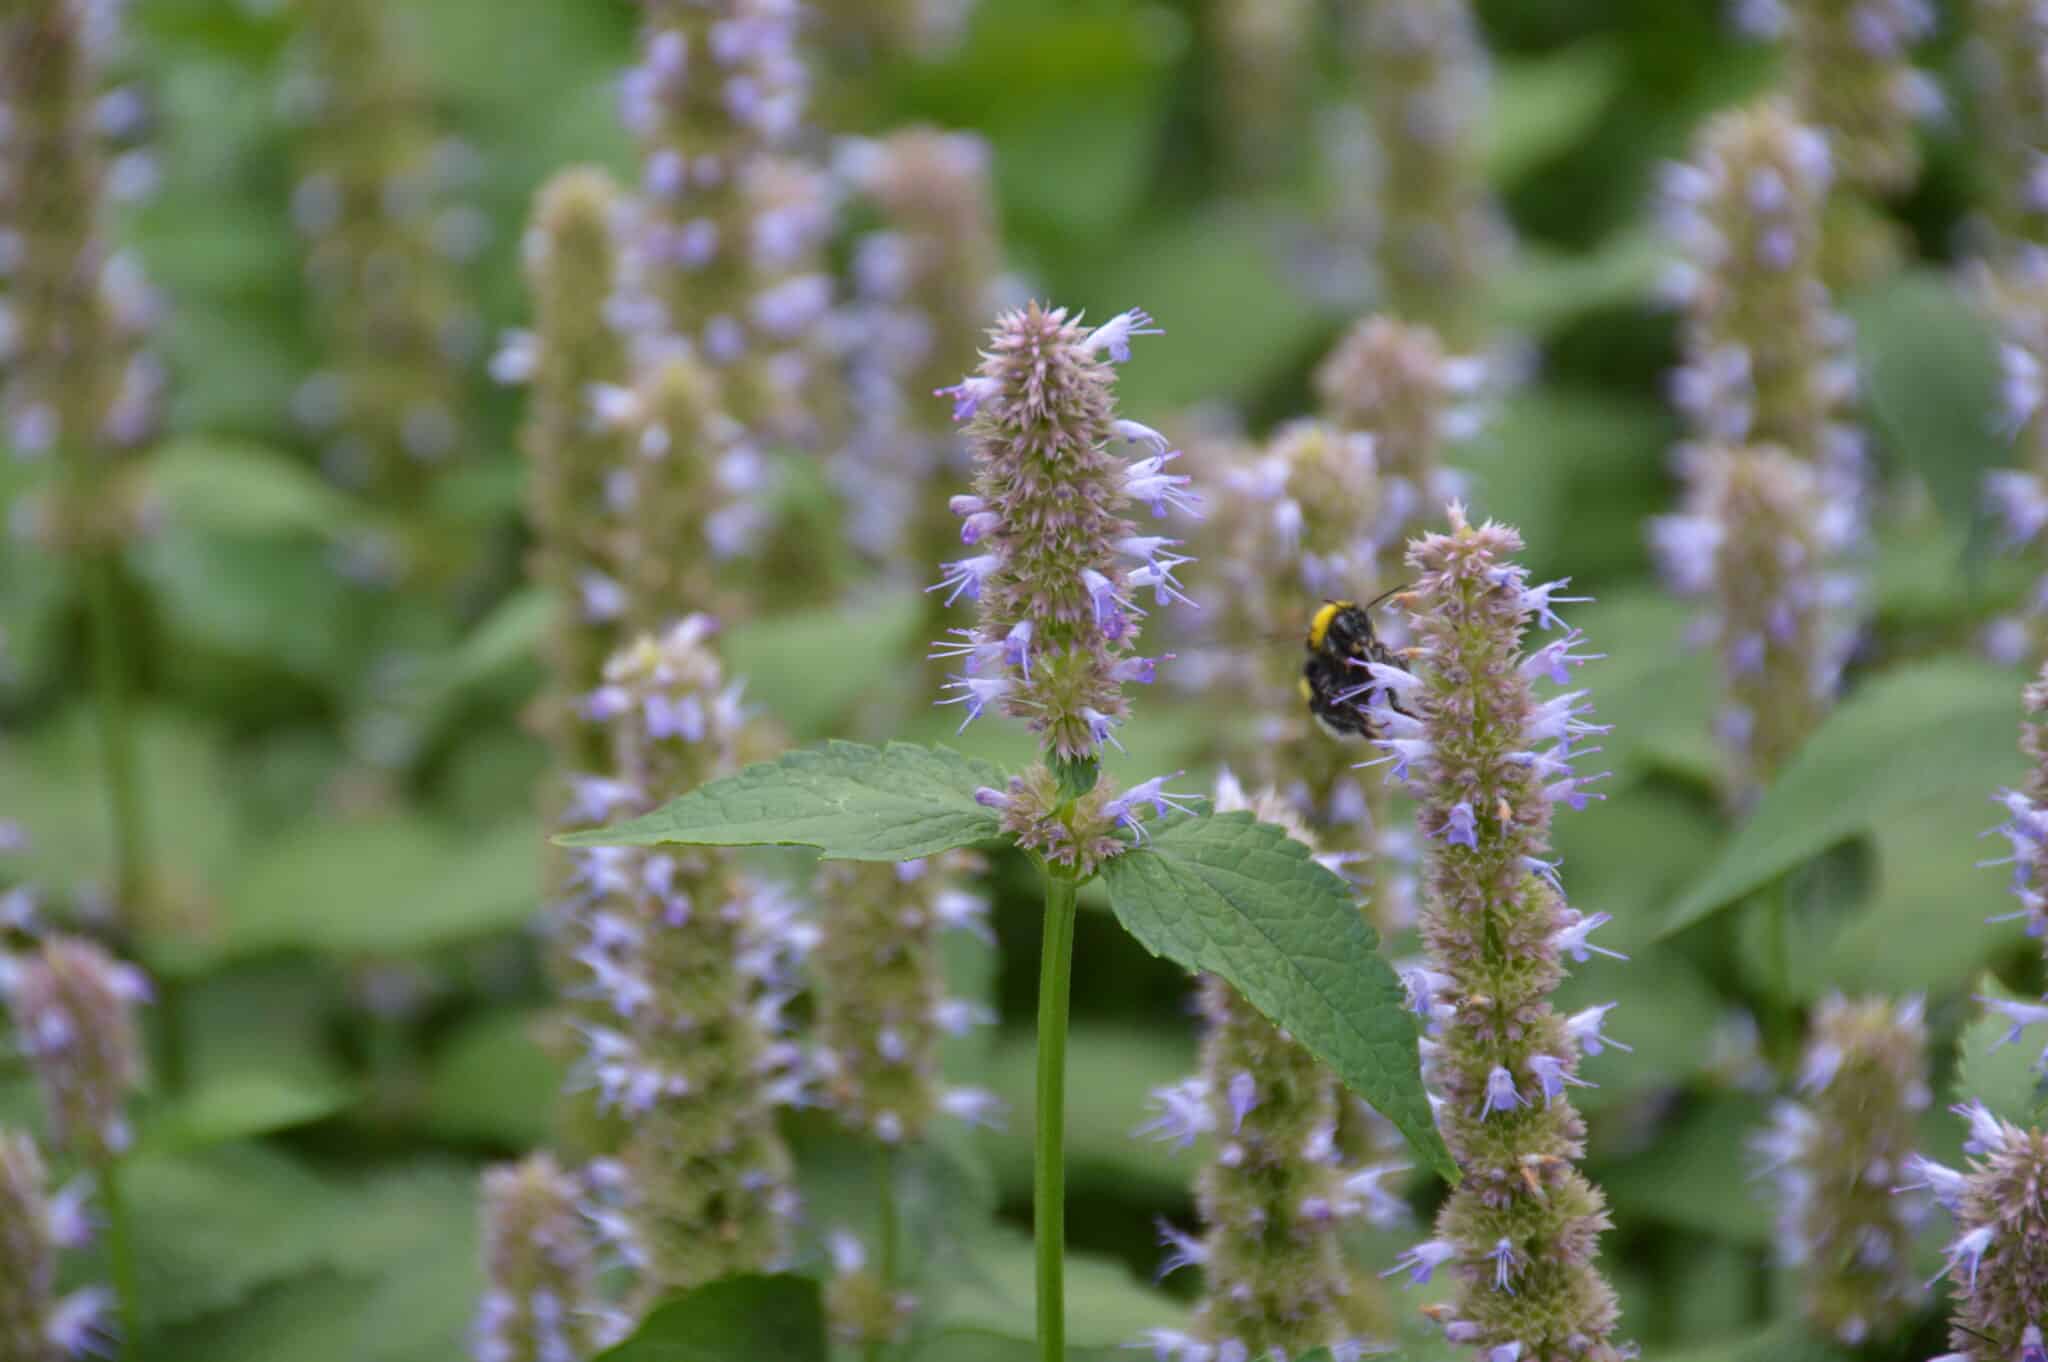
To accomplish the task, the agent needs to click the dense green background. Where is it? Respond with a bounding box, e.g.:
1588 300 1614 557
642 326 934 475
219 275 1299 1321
3 0 2044 1358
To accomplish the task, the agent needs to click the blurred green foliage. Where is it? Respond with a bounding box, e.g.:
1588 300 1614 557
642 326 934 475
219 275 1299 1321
1 0 2043 1358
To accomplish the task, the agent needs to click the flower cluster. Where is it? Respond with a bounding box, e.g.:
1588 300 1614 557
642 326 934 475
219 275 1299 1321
1741 0 1936 200
0 0 163 552
823 1229 916 1350
1314 315 1484 565
288 0 479 512
1661 100 1862 478
506 168 635 777
566 617 804 1294
1982 659 2048 1059
1210 0 1315 187
1139 776 1403 1362
934 303 1199 869
1752 996 1931 1345
835 128 1004 587
1345 0 1510 344
1658 101 1865 790
621 0 828 435
605 355 756 631
1978 261 2048 663
1359 507 1627 1362
1966 0 2048 262
816 0 974 61
1 936 149 1164
473 1153 623 1362
1910 1103 2048 1362
0 1129 105 1361
812 854 999 1144
1651 445 1851 802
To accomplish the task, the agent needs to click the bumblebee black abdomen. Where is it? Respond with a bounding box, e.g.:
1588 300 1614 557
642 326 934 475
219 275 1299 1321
1302 598 1404 740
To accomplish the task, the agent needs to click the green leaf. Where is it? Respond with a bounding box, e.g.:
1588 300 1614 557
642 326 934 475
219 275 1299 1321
1485 40 1623 184
594 1275 826 1362
1051 752 1100 801
128 1143 349 1331
1660 659 2022 938
1959 978 2048 1123
914 1224 1188 1361
724 590 926 738
1596 1095 1775 1244
420 1009 564 1149
1849 270 2006 527
144 1068 357 1151
145 439 365 540
559 741 1009 862
1099 812 1453 1180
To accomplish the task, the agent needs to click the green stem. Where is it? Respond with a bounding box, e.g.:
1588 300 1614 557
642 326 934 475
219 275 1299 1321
866 1142 902 1362
82 548 148 930
96 1154 139 1356
1034 873 1079 1362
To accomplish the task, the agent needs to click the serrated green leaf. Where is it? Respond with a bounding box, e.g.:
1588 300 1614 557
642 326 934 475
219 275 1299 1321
560 741 1009 862
1100 812 1452 1180
1959 978 2048 1123
595 1275 826 1362
1660 660 2021 938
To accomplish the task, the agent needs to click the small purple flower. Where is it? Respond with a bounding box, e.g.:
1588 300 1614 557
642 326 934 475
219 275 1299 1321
1552 911 1627 963
1566 1003 1632 1056
1479 1064 1523 1119
1136 1077 1214 1148
938 675 1011 731
1896 1153 1965 1212
930 552 999 606
1527 1054 1593 1106
1381 1238 1458 1285
1123 450 1201 519
1940 1225 1995 1291
1486 1237 1523 1293
1223 1071 1258 1133
1441 800 1479 848
1084 308 1161 363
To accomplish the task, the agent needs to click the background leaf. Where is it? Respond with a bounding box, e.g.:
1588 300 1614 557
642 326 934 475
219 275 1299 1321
595 1275 827 1362
1660 660 2022 938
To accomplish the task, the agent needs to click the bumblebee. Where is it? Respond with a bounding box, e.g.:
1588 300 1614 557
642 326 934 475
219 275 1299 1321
1299 592 1405 740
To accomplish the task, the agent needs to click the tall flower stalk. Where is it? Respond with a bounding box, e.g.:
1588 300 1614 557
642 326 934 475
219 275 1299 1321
505 167 633 780
1 935 150 1349
1753 996 1931 1344
289 0 478 527
813 853 998 1350
0 0 162 930
1362 507 1627 1362
1910 1103 2048 1362
1966 0 2048 264
933 301 1198 1361
1656 101 1862 798
1140 775 1404 1362
837 127 1005 677
1345 0 1509 345
0 1128 106 1361
570 618 803 1300
1981 659 2048 1062
472 1153 620 1362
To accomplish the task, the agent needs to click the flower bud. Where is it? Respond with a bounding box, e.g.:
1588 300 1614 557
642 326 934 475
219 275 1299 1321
1754 996 1930 1344
473 1154 619 1362
0 1129 106 1361
2 936 148 1163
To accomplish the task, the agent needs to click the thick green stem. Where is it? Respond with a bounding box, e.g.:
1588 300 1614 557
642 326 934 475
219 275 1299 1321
1034 873 1079 1362
83 548 148 929
866 1142 902 1362
96 1154 139 1356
